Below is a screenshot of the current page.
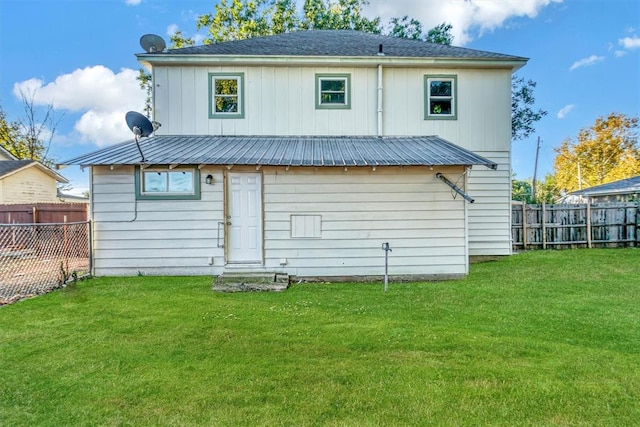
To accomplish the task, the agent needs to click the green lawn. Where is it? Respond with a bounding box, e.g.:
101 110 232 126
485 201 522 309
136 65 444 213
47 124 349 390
1 249 639 426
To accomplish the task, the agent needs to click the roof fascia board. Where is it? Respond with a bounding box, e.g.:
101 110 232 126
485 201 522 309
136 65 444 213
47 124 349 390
0 146 18 160
137 54 527 70
1 161 69 183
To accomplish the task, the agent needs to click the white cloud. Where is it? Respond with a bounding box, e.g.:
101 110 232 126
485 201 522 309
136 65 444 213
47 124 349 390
74 109 134 147
619 35 640 50
367 0 563 45
614 50 627 58
167 24 179 37
13 66 145 147
125 0 142 5
569 55 604 71
556 104 575 119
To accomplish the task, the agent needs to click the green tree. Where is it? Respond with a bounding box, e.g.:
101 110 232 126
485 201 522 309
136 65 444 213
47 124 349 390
300 0 380 32
425 22 453 45
388 16 422 40
171 0 379 47
511 177 533 203
553 113 639 193
512 174 559 204
0 107 22 157
511 77 547 141
137 68 153 118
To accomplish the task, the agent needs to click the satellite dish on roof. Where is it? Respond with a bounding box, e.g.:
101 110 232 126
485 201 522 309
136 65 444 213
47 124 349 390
140 34 166 53
125 111 158 163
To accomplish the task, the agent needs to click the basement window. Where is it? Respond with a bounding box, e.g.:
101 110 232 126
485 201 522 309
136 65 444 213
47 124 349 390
316 74 351 109
135 166 201 200
209 73 245 119
424 75 457 120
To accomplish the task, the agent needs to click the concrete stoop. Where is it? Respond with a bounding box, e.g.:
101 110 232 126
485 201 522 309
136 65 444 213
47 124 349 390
213 272 290 292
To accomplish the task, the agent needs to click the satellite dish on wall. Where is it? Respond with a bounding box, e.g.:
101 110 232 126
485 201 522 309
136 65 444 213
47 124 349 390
140 34 166 53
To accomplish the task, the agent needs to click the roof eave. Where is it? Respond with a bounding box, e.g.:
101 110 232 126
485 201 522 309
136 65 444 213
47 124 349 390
137 53 527 70
1 161 69 183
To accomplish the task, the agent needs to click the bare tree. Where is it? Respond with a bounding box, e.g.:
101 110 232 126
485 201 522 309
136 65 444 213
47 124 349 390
0 89 64 168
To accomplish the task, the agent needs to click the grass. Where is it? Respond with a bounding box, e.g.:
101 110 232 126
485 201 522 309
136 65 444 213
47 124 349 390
1 249 639 426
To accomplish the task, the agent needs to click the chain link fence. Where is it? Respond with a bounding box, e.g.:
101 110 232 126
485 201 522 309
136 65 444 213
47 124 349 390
0 222 91 305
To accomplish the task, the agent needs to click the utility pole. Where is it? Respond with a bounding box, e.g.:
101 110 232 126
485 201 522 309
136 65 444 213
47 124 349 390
532 136 541 202
577 161 582 190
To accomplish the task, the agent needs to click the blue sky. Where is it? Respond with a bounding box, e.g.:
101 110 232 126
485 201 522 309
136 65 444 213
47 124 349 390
1 0 638 193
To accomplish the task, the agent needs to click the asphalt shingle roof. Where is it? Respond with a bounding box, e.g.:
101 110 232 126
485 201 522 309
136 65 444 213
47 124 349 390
152 30 525 61
61 135 497 170
0 160 34 178
570 176 640 196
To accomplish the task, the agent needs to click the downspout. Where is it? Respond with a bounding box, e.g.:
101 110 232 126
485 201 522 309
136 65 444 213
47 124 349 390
89 166 95 276
377 63 383 136
376 44 384 137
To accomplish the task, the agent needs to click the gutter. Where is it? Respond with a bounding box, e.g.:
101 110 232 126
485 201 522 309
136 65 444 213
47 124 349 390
136 54 528 71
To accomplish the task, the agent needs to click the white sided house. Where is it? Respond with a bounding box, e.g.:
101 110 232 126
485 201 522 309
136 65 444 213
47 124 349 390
63 30 527 280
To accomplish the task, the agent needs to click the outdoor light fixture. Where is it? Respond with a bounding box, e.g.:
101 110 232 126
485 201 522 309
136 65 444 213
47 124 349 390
205 174 213 185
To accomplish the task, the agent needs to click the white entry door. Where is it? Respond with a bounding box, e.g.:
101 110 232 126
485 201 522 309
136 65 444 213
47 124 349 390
227 172 263 263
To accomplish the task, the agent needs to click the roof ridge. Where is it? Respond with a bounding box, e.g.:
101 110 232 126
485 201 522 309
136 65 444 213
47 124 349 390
149 29 526 61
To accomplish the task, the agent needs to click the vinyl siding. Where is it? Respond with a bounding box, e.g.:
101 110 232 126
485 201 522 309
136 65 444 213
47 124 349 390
467 151 512 255
91 166 225 276
262 166 469 277
152 65 511 149
91 165 470 278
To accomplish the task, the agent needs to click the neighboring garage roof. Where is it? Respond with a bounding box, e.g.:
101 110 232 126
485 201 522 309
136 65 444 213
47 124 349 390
60 135 498 170
156 30 525 61
570 175 640 197
0 160 69 183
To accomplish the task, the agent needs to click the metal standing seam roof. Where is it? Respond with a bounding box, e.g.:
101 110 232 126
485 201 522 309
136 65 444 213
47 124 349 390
60 135 498 170
146 30 526 62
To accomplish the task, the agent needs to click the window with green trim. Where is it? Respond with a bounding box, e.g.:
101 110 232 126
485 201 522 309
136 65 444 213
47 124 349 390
424 75 457 120
135 166 201 200
209 73 244 118
316 74 351 109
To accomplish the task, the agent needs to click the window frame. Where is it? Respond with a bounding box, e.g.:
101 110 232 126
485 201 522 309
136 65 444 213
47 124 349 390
209 73 245 119
424 75 457 120
135 166 201 200
315 74 351 110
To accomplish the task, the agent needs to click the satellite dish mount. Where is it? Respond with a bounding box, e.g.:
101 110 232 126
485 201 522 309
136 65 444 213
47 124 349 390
125 111 157 163
140 34 167 53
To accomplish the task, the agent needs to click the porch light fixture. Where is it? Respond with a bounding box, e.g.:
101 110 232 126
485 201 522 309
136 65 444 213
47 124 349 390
205 174 213 185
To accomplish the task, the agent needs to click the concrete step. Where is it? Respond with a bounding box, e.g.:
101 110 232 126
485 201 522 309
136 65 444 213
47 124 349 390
213 272 290 292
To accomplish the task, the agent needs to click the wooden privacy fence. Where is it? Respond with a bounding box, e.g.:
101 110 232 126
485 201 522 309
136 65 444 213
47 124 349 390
0 203 88 224
512 202 640 250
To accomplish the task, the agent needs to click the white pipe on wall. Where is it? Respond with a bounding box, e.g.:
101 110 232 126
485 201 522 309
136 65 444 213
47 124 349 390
377 64 383 137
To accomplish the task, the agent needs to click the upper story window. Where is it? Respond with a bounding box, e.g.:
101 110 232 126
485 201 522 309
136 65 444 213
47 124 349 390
424 75 457 120
316 74 351 109
209 73 245 119
135 166 201 200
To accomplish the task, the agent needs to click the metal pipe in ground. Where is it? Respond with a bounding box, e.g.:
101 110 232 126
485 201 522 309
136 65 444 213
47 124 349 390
382 242 392 292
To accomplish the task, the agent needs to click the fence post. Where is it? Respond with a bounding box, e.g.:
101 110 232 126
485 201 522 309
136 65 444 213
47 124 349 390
636 202 640 245
63 215 69 259
32 206 38 223
542 203 547 250
586 199 592 248
522 202 528 250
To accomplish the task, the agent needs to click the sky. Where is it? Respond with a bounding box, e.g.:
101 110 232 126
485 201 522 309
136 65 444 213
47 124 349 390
1 0 638 194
